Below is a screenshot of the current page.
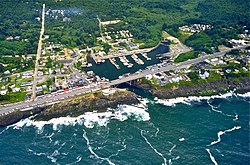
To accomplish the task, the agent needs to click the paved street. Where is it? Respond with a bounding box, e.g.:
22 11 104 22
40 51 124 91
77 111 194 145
1 45 248 115
31 4 45 99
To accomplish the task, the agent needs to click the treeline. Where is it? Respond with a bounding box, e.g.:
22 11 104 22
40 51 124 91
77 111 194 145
0 0 249 54
0 1 40 56
164 0 249 53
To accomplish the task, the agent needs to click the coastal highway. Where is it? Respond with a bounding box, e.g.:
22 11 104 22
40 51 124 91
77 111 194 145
1 45 249 115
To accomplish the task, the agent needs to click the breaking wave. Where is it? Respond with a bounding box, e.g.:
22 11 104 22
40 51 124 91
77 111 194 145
12 104 149 130
237 92 250 98
155 91 235 107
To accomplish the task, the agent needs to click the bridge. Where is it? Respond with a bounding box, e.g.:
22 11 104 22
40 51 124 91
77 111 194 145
1 45 248 115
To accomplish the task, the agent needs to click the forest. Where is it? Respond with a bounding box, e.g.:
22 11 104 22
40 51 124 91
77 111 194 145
0 0 249 55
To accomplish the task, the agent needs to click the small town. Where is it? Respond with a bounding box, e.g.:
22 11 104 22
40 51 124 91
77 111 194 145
0 1 250 165
1 18 249 106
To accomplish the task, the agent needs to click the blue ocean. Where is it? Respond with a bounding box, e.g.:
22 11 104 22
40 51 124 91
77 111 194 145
0 92 249 165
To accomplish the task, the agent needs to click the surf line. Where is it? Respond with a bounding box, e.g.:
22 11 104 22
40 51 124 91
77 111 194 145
140 129 167 165
206 149 218 165
208 126 241 146
82 129 115 165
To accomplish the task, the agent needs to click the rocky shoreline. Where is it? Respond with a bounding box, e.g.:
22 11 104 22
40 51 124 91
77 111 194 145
0 89 139 127
133 77 250 99
0 77 249 127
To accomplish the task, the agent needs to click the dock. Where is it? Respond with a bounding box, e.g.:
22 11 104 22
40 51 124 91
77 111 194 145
109 58 120 69
141 52 151 60
131 54 144 65
119 56 133 68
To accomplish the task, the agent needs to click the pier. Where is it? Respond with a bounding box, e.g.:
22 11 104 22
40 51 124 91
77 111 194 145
142 53 151 60
109 58 120 69
131 54 144 65
119 56 133 68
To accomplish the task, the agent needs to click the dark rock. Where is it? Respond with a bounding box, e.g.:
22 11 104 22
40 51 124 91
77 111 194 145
134 77 250 99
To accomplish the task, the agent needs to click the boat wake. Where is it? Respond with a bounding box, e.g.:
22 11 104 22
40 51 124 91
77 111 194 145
208 126 241 146
11 104 150 131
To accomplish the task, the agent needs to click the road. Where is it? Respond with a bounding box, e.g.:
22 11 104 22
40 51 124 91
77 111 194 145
31 4 45 99
2 45 248 115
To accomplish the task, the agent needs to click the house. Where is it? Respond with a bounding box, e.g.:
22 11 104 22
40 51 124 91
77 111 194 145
1 77 9 83
170 76 183 83
225 69 231 73
145 74 153 80
12 68 17 73
4 70 10 75
153 73 164 79
22 71 33 77
21 82 33 87
199 70 210 79
49 86 57 92
0 90 7 95
42 85 47 89
71 51 79 58
127 43 138 50
12 88 21 93
26 86 32 92
36 86 43 92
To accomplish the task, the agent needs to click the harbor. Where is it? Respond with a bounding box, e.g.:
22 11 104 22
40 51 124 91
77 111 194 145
83 42 170 80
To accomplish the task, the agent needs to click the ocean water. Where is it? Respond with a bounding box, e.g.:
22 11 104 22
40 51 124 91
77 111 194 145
0 92 249 165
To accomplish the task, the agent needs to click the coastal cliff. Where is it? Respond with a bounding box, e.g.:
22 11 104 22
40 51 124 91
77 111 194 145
34 90 139 121
134 77 250 99
0 89 139 126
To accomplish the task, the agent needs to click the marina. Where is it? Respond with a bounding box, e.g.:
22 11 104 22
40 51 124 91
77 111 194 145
83 42 170 80
109 58 120 69
131 54 144 65
142 52 151 60
119 56 133 68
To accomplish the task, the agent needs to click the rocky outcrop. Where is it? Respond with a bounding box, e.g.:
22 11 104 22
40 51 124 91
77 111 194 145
0 90 139 126
34 90 139 121
0 107 45 127
134 77 250 99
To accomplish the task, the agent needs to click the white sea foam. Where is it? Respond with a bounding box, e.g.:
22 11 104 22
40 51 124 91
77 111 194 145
42 132 54 143
237 92 250 98
83 129 115 165
155 91 235 107
108 140 127 159
169 144 176 155
28 148 46 156
206 149 218 165
207 100 234 117
209 126 241 146
140 130 167 165
233 114 239 121
0 125 10 135
12 104 149 130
